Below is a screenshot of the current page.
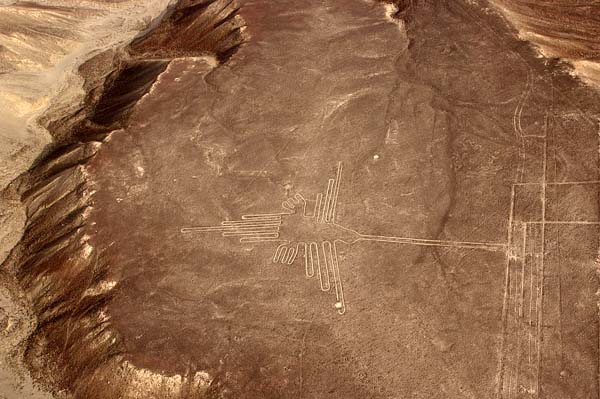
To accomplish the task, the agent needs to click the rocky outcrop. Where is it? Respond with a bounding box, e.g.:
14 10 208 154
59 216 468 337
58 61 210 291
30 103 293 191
3 1 246 397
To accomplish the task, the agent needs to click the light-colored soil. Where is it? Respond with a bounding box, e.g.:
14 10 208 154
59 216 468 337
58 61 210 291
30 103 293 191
0 1 172 397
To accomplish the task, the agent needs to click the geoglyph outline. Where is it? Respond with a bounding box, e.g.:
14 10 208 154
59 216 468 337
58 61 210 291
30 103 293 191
182 162 507 315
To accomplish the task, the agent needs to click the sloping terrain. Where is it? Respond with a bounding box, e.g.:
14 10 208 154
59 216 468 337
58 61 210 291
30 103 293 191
1 0 599 398
491 0 600 86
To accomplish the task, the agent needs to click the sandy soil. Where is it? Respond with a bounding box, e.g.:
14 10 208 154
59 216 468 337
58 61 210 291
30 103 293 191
0 1 172 397
490 0 600 88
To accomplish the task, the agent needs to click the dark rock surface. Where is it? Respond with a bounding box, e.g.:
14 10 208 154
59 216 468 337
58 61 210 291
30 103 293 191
2 0 600 398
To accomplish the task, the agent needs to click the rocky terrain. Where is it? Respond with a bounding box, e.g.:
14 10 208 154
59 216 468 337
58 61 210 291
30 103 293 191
0 0 599 398
492 0 600 87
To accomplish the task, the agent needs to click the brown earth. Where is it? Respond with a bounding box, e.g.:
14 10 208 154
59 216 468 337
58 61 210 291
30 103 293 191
2 0 600 398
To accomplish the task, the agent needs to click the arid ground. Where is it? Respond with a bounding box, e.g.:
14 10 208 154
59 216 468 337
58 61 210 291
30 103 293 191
0 0 599 398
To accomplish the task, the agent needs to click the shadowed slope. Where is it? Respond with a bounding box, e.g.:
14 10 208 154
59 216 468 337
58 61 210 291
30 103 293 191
3 1 246 397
